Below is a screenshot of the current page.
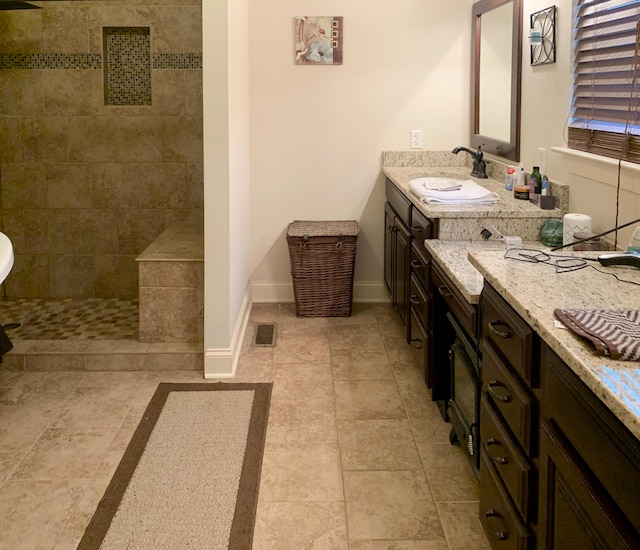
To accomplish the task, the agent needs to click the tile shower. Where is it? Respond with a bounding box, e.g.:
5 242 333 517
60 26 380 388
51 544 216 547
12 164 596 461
0 0 204 360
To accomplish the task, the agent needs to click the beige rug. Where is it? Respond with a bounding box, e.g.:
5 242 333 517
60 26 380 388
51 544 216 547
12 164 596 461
78 382 272 550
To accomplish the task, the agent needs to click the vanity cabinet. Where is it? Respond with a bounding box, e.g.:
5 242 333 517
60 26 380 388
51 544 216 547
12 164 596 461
538 344 640 549
478 283 538 548
384 179 435 335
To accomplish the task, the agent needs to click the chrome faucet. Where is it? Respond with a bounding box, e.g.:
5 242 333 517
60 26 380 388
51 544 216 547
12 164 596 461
452 145 489 179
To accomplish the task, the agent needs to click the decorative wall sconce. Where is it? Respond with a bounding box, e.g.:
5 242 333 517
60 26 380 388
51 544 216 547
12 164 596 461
530 5 556 65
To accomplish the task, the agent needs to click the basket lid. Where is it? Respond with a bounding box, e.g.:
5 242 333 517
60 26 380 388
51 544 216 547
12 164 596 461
287 220 359 238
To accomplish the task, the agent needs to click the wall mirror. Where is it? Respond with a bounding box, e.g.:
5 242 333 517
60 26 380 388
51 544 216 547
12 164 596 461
471 0 522 162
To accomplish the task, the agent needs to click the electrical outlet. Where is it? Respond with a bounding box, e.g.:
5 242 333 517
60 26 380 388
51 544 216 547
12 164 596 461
410 130 423 150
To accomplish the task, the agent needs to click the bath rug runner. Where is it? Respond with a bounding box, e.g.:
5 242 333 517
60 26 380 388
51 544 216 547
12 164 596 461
78 382 272 550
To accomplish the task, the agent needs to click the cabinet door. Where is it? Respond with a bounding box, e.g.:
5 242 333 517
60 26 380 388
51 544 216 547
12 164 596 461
539 420 638 550
394 217 411 328
384 202 395 295
409 308 430 383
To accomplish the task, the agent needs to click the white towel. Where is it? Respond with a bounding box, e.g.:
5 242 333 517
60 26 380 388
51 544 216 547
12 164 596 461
409 177 500 205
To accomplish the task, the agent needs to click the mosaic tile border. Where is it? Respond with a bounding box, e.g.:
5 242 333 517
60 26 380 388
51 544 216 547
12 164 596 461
0 52 203 70
153 53 202 70
0 53 102 70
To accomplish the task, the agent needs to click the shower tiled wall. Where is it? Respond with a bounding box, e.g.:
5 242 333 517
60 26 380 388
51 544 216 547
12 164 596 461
0 1 203 299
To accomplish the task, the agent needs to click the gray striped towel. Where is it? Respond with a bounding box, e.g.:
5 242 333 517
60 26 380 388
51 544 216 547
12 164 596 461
554 309 640 361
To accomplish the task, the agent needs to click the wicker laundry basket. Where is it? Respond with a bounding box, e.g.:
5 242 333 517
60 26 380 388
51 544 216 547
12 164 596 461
286 220 359 317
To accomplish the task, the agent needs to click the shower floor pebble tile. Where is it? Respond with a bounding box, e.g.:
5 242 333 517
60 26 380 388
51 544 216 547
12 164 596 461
1 298 139 340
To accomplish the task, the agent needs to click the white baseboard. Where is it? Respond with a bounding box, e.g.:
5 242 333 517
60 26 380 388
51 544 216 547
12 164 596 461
251 280 388 303
204 286 252 379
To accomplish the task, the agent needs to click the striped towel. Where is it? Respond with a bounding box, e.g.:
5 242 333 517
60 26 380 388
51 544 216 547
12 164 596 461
554 309 640 361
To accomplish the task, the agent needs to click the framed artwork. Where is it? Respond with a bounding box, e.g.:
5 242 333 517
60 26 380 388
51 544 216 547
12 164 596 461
295 16 343 65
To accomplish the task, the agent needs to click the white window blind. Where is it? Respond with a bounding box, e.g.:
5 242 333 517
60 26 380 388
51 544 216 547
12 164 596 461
569 0 640 162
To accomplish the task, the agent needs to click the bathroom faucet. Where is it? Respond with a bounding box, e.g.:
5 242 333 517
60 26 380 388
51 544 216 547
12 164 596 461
452 146 489 179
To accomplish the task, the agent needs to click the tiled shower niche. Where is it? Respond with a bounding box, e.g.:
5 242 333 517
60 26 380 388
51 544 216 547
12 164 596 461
103 27 152 106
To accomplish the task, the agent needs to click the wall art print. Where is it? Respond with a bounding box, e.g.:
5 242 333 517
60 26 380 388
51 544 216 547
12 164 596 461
295 16 343 65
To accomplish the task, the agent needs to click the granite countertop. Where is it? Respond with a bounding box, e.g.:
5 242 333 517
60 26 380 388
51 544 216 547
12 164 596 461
384 166 563 220
468 248 640 441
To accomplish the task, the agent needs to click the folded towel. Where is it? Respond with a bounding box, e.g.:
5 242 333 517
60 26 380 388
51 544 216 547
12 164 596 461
409 177 499 205
554 309 640 361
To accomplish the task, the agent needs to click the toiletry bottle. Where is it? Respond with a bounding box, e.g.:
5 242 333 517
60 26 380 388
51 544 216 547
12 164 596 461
529 166 542 204
516 166 526 188
628 227 640 252
504 165 515 191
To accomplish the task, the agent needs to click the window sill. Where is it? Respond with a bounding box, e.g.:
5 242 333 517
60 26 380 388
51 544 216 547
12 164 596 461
551 147 640 176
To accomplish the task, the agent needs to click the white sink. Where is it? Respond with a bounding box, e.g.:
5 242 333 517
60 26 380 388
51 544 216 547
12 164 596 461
0 232 14 285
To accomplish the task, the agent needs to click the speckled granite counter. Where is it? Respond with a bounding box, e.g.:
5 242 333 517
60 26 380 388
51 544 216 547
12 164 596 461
383 150 566 241
468 249 640 441
424 240 544 304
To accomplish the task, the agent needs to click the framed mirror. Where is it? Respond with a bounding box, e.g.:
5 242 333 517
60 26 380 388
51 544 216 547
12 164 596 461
471 0 522 162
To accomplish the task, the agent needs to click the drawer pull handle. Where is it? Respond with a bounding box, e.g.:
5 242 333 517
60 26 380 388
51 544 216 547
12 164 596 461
410 338 423 350
483 509 508 541
488 320 510 339
484 438 508 465
410 260 422 269
487 381 512 403
410 295 421 305
411 225 424 232
438 285 453 298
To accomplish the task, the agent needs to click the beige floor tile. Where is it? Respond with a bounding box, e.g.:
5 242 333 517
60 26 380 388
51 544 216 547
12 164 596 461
334 380 405 420
253 501 348 549
343 470 445 541
76 449 123 515
79 370 148 387
50 385 138 429
273 335 331 364
331 349 394 380
0 404 58 452
53 511 93 550
329 325 385 351
269 363 335 423
416 442 479 502
350 541 448 550
234 346 274 382
249 303 281 322
327 303 378 326
0 371 84 407
0 370 24 386
12 426 116 481
437 501 490 549
259 443 343 501
0 452 23 484
338 418 421 471
409 402 453 448
276 316 328 337
266 413 338 445
0 479 87 549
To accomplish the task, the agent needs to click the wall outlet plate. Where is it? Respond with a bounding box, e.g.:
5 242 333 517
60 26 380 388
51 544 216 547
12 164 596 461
410 130 423 149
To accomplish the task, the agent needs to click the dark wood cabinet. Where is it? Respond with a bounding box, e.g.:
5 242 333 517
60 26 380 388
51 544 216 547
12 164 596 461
479 284 538 548
539 344 640 549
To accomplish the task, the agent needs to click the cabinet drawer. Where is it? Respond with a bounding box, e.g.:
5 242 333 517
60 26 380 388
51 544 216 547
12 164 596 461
480 453 531 550
481 339 535 456
481 284 536 387
432 263 477 340
481 398 533 522
410 273 430 328
542 345 640 534
385 179 411 226
410 206 433 242
410 240 431 291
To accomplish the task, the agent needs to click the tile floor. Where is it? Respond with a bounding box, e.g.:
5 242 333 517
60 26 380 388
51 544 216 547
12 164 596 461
0 302 489 549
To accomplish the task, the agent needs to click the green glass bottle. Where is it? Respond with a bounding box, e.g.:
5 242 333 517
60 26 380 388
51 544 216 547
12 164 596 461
529 166 542 205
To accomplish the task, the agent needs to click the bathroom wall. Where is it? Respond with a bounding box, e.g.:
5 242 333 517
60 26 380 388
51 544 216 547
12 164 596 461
0 1 203 300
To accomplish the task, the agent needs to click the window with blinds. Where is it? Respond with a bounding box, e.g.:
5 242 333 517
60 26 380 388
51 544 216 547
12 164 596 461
569 0 640 163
